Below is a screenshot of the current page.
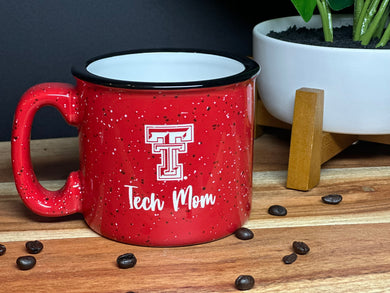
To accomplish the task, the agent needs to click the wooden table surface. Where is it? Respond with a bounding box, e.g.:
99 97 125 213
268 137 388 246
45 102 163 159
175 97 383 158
1 129 390 292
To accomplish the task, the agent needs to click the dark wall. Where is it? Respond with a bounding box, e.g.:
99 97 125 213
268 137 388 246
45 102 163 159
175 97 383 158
1 0 296 141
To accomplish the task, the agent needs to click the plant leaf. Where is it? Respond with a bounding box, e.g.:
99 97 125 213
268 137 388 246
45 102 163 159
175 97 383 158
291 0 317 22
327 0 354 11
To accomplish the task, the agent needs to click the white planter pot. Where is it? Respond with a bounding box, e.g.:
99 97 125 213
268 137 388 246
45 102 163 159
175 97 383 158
253 15 390 134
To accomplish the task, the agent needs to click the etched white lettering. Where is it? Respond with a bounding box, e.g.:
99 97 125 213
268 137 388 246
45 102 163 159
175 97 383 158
201 193 216 207
125 185 164 212
172 185 216 212
172 185 192 211
125 184 215 213
192 195 200 209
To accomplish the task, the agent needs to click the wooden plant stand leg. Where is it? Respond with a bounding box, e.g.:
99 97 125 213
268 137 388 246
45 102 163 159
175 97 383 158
256 87 390 191
358 135 390 144
286 88 324 190
286 88 358 191
255 93 291 138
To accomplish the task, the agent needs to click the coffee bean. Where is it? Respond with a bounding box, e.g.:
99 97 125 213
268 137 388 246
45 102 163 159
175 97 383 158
322 194 343 205
0 244 6 256
234 227 254 240
292 241 310 255
26 240 44 254
234 275 255 291
117 253 137 269
282 252 297 264
16 256 36 270
268 205 287 216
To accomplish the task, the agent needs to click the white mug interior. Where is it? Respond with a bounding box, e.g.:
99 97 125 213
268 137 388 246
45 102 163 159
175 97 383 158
86 52 246 83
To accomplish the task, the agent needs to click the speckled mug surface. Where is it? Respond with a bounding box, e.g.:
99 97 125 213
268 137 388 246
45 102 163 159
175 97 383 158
12 49 260 246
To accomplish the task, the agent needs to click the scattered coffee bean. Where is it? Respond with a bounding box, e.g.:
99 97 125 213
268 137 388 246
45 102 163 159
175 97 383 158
292 241 310 255
234 275 255 291
234 227 254 240
26 240 44 254
322 194 343 205
0 244 6 256
282 252 297 264
16 256 36 270
117 253 137 269
268 205 287 216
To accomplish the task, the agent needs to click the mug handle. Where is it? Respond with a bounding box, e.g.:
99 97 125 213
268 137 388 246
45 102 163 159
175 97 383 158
11 82 82 216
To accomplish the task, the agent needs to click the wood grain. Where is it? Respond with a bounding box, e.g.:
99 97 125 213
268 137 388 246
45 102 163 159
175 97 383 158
1 135 390 292
286 88 324 190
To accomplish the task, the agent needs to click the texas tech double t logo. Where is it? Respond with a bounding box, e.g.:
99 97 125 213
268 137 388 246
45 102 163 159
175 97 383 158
145 124 194 181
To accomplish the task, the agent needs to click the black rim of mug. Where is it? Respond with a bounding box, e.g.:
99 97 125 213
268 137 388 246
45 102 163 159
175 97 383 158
71 48 260 90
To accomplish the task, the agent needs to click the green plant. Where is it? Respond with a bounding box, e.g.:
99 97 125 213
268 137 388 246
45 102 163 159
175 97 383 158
291 0 390 47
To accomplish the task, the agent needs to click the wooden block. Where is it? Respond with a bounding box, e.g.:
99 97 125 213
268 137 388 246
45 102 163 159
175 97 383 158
256 97 291 131
321 132 358 164
255 87 390 191
286 88 324 191
358 135 390 145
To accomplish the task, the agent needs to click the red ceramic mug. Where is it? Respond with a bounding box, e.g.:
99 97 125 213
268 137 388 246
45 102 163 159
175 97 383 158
12 49 260 246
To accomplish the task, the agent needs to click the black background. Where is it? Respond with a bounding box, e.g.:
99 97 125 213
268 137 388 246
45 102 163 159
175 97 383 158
1 0 297 141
